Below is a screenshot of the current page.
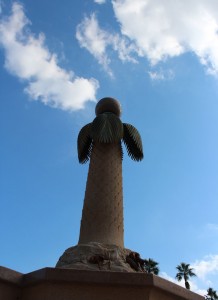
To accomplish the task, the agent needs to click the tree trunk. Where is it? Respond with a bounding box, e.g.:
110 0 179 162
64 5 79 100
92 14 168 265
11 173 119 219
78 142 124 248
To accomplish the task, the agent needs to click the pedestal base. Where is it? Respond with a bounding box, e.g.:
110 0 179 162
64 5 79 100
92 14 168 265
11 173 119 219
0 266 204 300
56 242 135 272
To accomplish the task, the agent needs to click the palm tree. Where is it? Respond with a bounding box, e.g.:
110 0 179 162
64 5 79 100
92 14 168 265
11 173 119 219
205 287 218 300
77 97 143 248
176 262 196 290
143 258 159 275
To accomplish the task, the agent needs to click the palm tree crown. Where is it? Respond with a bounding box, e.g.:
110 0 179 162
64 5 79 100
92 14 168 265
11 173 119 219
176 262 196 290
205 287 218 300
78 97 143 163
143 258 159 275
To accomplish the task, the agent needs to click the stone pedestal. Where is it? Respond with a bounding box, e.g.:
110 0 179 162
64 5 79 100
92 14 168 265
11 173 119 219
0 266 204 300
56 242 134 272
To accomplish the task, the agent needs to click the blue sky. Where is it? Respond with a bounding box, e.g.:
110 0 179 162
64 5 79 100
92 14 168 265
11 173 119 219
1 0 218 295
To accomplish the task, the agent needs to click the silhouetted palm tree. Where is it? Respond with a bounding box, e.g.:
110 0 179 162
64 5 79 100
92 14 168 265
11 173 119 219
176 262 196 290
205 287 218 300
144 258 159 275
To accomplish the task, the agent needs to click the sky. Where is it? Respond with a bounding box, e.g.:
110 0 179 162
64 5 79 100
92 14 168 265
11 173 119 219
0 0 218 296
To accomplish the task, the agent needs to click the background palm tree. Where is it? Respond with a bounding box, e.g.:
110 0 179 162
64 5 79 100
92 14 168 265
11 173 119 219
77 97 143 247
176 262 196 290
205 287 218 300
143 258 159 275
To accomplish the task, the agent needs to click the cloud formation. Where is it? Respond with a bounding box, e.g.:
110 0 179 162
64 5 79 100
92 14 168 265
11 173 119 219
0 3 99 111
76 13 137 76
112 0 218 75
192 255 218 281
76 13 112 76
148 69 174 81
77 0 218 77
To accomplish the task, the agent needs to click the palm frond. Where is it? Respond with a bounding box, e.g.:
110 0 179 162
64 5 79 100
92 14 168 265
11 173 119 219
122 123 143 161
176 265 183 272
144 258 159 275
188 269 196 277
207 287 214 297
77 123 92 164
176 273 182 281
207 287 218 300
91 113 123 144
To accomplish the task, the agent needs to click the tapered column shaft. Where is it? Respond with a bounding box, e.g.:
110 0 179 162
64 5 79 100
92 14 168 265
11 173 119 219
78 142 124 247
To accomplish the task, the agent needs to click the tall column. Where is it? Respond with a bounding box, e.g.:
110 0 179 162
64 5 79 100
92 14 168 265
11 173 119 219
78 142 124 247
76 97 143 249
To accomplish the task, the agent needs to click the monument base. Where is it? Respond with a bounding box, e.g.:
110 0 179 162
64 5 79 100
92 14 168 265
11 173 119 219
0 266 204 300
56 242 136 272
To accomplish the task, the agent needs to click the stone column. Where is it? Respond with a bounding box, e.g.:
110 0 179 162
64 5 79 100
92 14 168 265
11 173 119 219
78 141 124 247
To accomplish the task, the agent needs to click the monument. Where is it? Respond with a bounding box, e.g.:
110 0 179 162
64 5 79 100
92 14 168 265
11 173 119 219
0 97 204 300
78 97 143 247
56 97 145 272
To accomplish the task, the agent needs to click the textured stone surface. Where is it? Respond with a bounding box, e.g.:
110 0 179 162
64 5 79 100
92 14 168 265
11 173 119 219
56 242 137 272
0 267 204 300
78 143 124 247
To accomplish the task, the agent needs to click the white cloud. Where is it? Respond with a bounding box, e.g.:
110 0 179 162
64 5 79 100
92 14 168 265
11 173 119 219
76 13 138 76
76 13 113 76
112 0 218 75
148 71 165 81
112 33 138 63
0 2 99 111
94 0 106 4
76 0 218 77
160 254 218 295
148 69 174 81
161 254 218 296
192 255 218 281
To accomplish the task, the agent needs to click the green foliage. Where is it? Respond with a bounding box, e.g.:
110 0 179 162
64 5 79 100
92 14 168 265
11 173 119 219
143 258 159 275
205 287 218 300
175 262 196 290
